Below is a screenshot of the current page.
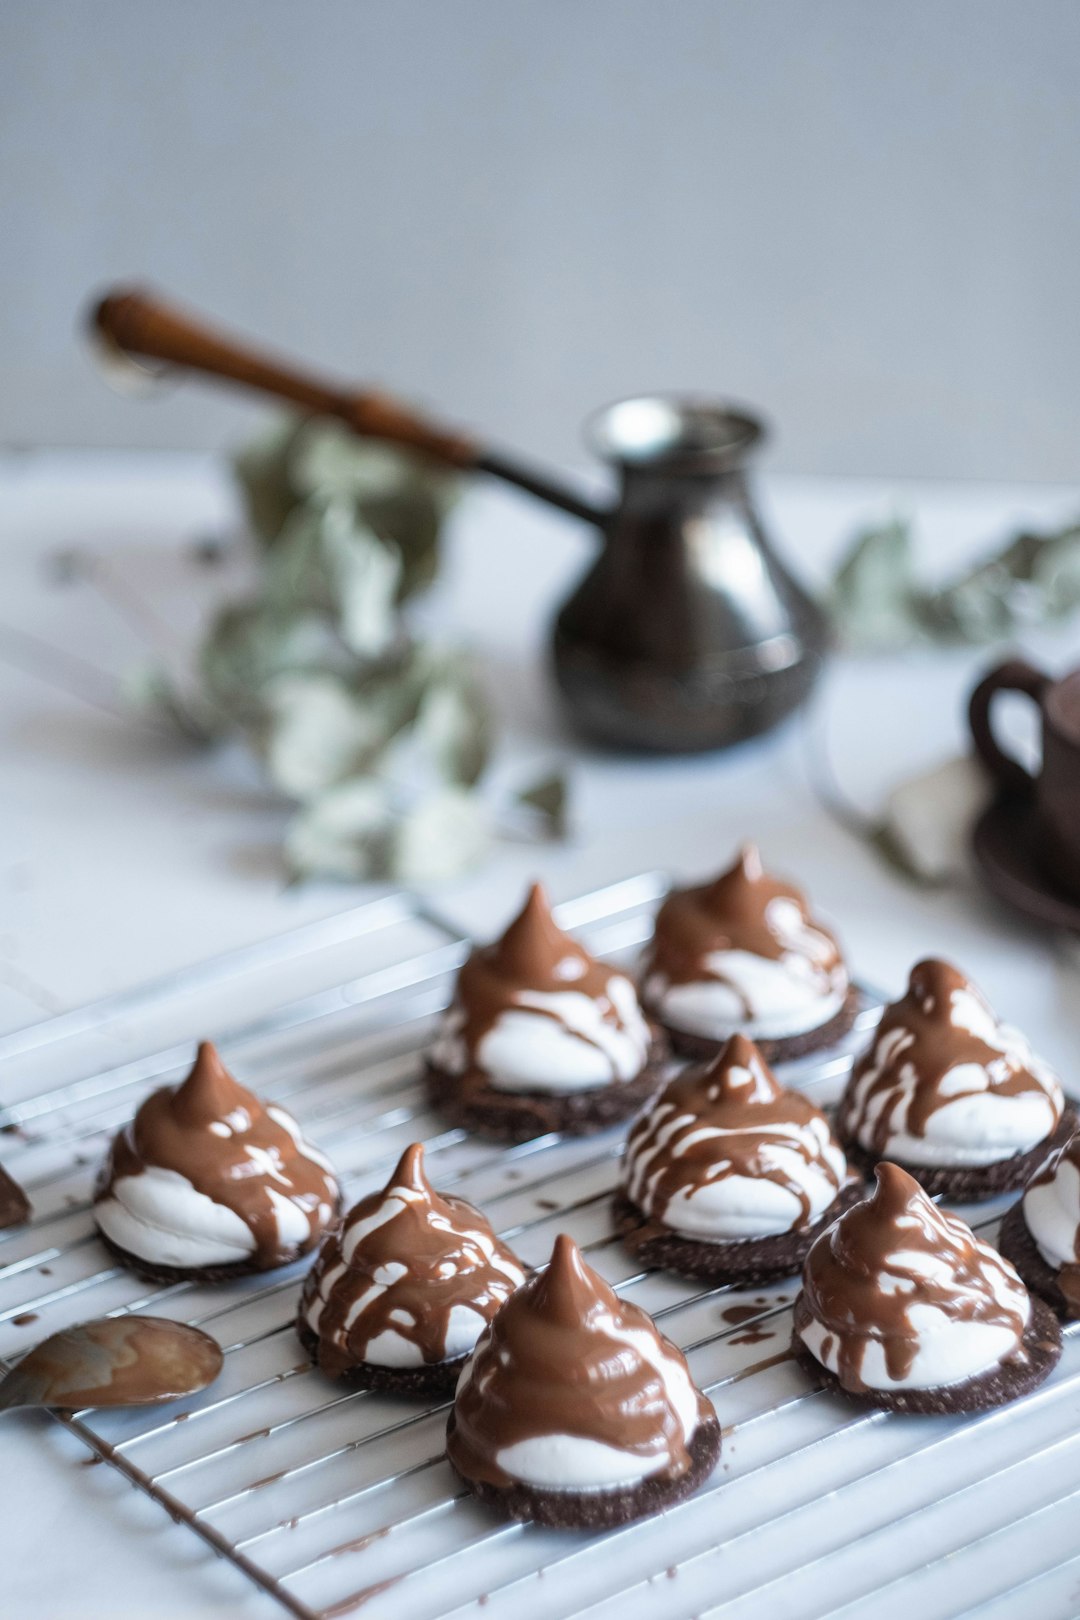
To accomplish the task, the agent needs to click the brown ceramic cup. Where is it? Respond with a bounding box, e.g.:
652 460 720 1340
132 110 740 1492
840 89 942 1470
969 658 1080 901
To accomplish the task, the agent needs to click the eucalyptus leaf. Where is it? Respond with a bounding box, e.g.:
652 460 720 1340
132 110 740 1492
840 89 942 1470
232 418 306 544
232 413 459 602
830 512 1080 650
387 787 491 884
123 664 222 743
362 480 456 601
290 424 424 504
284 778 395 880
200 603 345 723
261 674 386 800
828 519 918 650
321 502 402 657
413 673 491 788
130 419 567 885
259 498 401 659
516 771 569 838
289 424 458 602
918 524 1080 643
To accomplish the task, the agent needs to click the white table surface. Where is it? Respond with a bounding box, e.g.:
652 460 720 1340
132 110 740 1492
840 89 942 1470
2 449 1080 1618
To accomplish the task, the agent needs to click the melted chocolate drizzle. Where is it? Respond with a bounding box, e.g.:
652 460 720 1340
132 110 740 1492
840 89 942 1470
447 1233 713 1489
624 1034 844 1233
801 1162 1030 1390
96 1042 338 1269
445 883 644 1069
840 959 1062 1155
300 1143 524 1375
644 845 845 1009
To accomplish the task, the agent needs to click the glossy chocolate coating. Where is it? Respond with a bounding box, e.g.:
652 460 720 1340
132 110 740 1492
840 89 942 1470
448 1233 713 1490
95 1042 338 1270
451 883 637 1059
800 1162 1029 1391
643 844 845 1008
299 1143 524 1376
839 959 1062 1156
623 1033 845 1236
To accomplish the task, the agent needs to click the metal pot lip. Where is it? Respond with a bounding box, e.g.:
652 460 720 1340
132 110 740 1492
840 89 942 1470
584 393 768 474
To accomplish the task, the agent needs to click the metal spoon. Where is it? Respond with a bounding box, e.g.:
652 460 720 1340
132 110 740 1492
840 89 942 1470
0 1317 223 1412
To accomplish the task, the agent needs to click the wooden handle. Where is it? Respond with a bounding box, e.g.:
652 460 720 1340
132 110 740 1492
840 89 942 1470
91 286 480 469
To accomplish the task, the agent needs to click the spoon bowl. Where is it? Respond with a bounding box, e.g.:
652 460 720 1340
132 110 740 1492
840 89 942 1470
0 1316 224 1412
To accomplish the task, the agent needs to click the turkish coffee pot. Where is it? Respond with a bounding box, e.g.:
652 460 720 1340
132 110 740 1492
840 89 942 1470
92 288 828 752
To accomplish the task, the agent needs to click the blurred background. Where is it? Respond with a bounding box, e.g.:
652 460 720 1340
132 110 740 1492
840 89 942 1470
3 0 1080 479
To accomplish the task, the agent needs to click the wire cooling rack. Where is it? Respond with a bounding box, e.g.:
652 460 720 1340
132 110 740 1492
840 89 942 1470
1 874 1078 1620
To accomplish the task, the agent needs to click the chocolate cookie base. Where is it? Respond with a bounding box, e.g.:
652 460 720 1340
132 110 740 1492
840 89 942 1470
612 1179 866 1285
446 1409 722 1529
95 1196 343 1286
296 1321 466 1397
424 1038 669 1145
657 984 861 1065
998 1200 1078 1322
790 1290 1062 1413
839 1105 1078 1205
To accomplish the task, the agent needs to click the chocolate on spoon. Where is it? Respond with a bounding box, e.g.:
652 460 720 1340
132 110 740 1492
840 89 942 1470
0 1317 223 1412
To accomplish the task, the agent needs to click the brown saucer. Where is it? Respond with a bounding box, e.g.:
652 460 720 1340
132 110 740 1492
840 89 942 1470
972 795 1080 934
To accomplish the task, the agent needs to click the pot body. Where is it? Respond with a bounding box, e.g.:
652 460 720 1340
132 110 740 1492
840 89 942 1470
551 399 828 752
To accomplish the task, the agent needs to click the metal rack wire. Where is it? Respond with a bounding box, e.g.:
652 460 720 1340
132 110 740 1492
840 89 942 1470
1 875 1076 1620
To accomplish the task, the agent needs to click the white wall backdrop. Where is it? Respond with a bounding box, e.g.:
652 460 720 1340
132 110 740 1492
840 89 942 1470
2 0 1078 479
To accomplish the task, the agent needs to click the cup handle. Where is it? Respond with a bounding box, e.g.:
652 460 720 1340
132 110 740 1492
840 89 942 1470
968 658 1048 794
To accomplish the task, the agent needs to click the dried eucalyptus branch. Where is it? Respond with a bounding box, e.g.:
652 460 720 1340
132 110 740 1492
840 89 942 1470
136 415 567 882
829 513 1080 650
